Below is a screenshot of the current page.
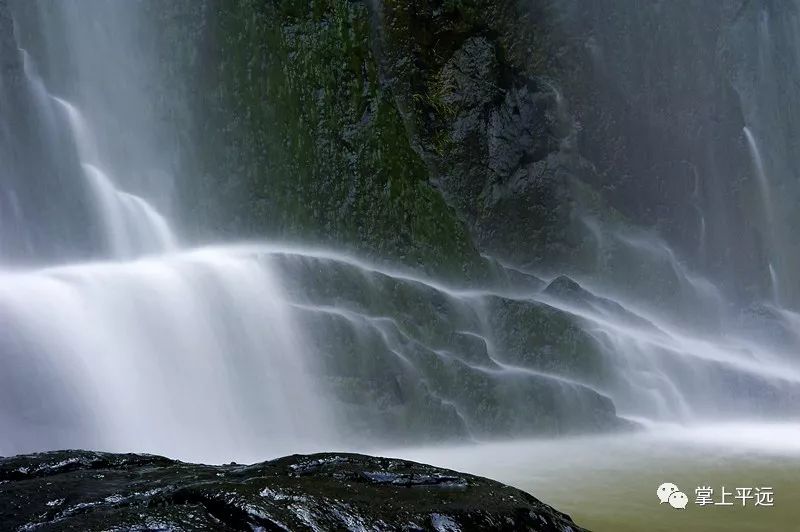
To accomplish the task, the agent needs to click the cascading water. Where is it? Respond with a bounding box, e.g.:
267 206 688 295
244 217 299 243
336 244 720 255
52 96 176 257
0 249 331 462
1 0 799 498
0 1 332 463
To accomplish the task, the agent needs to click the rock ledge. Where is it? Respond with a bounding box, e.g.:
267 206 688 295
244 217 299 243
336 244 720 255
0 450 586 531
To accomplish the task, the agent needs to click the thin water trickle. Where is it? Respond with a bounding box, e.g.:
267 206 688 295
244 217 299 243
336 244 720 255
769 262 780 306
743 126 775 230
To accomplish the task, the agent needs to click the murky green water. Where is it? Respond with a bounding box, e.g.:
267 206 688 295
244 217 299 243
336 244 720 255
385 423 800 532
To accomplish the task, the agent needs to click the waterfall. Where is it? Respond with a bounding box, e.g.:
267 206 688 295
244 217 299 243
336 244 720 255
0 249 331 463
0 1 333 462
52 97 176 257
1 0 800 467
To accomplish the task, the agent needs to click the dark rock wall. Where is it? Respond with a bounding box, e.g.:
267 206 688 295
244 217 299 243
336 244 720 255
370 1 582 270
727 0 800 305
270 252 625 444
157 0 784 309
371 0 783 306
6 0 788 302
167 0 488 280
551 0 767 302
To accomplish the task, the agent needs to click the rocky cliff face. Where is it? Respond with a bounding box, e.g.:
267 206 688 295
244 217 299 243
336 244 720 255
125 0 796 441
6 0 783 305
551 0 765 302
365 0 780 309
369 1 586 271
175 0 595 280
269 251 627 445
0 450 587 531
163 0 778 310
168 0 489 280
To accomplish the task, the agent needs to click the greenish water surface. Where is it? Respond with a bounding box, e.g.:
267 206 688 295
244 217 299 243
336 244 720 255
386 423 800 532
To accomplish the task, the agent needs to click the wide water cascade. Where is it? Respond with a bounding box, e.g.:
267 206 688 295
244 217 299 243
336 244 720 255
1 1 336 462
1 10 799 532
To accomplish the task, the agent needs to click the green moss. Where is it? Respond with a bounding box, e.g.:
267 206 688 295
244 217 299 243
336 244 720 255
179 0 487 280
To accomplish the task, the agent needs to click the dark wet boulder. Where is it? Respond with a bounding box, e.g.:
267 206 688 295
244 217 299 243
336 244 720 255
0 450 587 531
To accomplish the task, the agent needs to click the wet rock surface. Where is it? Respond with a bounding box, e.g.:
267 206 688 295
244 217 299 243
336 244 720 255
0 450 586 531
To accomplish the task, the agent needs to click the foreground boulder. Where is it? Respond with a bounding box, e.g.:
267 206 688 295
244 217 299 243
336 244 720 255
0 450 585 531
